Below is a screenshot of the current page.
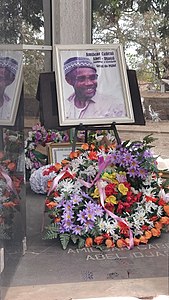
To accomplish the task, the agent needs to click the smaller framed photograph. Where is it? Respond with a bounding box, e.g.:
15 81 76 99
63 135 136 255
54 43 135 126
47 143 82 164
0 50 23 126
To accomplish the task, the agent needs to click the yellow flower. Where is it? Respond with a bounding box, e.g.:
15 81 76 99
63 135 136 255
91 188 100 198
105 195 117 205
102 172 118 184
119 171 126 176
118 183 128 195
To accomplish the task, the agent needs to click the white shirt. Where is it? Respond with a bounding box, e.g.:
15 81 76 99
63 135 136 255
0 93 11 120
65 92 126 120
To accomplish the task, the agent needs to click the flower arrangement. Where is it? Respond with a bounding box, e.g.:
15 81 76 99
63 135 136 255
25 123 70 174
0 151 23 239
42 135 169 249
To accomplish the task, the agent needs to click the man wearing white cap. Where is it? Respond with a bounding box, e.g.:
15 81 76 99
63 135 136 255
64 56 126 120
0 56 18 120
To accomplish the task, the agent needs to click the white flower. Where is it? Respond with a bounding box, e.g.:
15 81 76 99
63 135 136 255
58 179 82 195
145 201 158 213
159 189 169 203
157 206 163 217
141 187 156 197
80 164 98 177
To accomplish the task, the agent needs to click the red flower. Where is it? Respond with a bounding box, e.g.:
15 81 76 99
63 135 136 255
88 151 98 160
105 202 114 212
141 225 149 231
61 171 74 180
105 183 117 196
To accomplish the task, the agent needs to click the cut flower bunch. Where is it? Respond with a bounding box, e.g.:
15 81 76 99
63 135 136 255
0 151 23 239
43 135 169 250
25 123 69 174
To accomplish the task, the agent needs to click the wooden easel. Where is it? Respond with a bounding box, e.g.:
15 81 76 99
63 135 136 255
72 122 121 151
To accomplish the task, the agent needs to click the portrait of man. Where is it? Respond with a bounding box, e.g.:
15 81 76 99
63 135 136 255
0 56 18 120
63 56 126 120
54 44 135 126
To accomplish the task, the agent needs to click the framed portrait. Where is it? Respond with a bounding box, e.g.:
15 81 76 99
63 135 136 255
47 142 82 164
54 44 135 126
0 50 23 126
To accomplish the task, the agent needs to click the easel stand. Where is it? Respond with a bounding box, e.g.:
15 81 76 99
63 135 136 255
72 122 121 151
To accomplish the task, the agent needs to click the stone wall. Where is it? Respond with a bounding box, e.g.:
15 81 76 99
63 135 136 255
142 92 169 120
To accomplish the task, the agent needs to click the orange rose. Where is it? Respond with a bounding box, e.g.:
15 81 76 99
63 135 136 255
54 217 61 223
134 237 140 246
154 222 163 230
144 230 152 240
163 205 169 216
7 162 16 171
151 228 161 237
69 151 79 159
3 201 16 208
46 201 57 209
61 159 69 165
160 216 169 225
81 143 89 150
139 235 148 244
85 237 93 247
94 236 104 245
54 163 62 171
105 238 115 248
116 239 126 248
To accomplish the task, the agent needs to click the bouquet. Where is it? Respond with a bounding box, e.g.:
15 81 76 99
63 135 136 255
25 123 70 174
42 135 169 249
0 151 23 239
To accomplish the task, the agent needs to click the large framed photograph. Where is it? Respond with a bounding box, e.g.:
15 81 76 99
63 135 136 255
47 143 82 164
0 50 23 126
54 44 135 126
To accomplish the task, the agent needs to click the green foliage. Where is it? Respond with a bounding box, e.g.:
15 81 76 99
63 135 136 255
0 0 43 44
78 237 85 249
43 224 58 240
60 233 70 250
93 0 169 81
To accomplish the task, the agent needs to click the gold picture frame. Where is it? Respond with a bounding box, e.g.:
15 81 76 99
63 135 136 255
47 142 82 164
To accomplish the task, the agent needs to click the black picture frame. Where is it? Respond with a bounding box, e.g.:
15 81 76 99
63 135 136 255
36 69 145 130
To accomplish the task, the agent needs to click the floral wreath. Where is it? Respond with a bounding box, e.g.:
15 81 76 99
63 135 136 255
41 135 169 250
25 123 70 174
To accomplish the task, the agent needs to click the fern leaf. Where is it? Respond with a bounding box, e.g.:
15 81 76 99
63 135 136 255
60 233 70 249
71 234 79 244
78 237 85 248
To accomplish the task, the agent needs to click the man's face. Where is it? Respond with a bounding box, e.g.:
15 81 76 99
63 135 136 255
0 67 15 89
68 67 98 100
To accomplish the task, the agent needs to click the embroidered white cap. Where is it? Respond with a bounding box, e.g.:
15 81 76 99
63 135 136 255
0 57 18 76
64 56 96 76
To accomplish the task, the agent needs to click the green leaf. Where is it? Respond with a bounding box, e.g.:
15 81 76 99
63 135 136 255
78 237 85 248
42 224 59 240
71 234 79 244
60 233 70 250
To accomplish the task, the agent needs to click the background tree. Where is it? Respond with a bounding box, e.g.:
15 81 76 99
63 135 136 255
92 0 169 83
0 0 43 44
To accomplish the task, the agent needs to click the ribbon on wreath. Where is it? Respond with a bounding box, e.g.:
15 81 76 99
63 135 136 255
79 154 134 249
0 166 18 198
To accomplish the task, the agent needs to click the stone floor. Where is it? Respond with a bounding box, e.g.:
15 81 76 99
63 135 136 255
1 184 169 300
